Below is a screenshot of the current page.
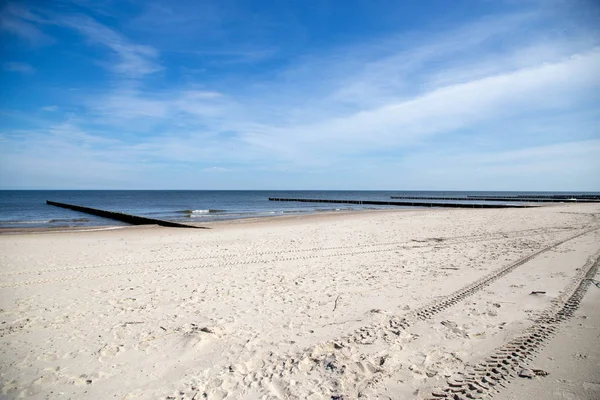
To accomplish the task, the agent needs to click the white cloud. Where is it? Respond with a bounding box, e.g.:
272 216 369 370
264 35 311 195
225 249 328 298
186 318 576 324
25 13 599 174
2 4 599 190
392 139 600 191
236 48 600 165
202 166 229 172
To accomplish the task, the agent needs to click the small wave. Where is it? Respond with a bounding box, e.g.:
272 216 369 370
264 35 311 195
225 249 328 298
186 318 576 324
315 207 355 212
49 218 90 223
178 209 226 215
188 212 212 218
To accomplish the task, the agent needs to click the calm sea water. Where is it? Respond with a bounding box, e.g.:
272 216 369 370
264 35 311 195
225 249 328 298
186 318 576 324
0 190 597 229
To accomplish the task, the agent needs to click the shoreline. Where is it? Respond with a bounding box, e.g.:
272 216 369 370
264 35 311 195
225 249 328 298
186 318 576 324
0 207 423 235
1 202 566 235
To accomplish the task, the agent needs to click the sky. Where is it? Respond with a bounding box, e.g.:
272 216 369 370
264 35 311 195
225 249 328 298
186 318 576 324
0 0 599 190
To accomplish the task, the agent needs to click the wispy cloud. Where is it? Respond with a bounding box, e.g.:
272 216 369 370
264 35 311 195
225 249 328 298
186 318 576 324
35 10 600 166
3 61 35 73
127 0 277 64
57 15 161 77
247 48 600 161
1 2 160 78
0 2 53 45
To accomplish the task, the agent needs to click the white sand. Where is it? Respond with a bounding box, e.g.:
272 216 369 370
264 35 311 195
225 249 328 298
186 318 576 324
1 204 599 399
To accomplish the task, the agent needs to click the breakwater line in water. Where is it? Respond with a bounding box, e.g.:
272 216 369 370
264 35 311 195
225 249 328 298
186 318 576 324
268 198 536 209
390 196 600 203
46 201 207 229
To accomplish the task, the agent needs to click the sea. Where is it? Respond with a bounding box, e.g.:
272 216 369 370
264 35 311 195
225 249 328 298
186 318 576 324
0 190 598 229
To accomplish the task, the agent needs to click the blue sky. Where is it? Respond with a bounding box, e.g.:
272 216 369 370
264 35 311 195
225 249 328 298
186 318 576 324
1 0 599 190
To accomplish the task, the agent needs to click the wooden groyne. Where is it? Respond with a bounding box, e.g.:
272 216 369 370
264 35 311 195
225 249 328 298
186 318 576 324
472 194 600 200
46 201 207 229
268 198 535 209
390 196 600 203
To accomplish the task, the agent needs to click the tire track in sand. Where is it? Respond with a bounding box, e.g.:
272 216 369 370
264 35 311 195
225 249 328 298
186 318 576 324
0 244 449 288
0 226 575 280
424 250 600 400
188 226 599 399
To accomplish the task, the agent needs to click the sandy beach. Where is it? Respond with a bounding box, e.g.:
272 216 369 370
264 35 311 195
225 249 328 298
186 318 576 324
1 204 599 399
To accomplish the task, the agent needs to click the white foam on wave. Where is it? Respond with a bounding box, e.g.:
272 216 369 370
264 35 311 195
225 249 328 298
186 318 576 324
62 226 126 233
0 220 51 225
